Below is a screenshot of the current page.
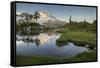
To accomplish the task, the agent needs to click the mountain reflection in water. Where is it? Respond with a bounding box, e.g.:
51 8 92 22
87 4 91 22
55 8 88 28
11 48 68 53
16 33 60 46
16 33 88 58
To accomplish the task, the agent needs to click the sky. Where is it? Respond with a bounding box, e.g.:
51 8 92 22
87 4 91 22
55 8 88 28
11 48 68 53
16 3 97 23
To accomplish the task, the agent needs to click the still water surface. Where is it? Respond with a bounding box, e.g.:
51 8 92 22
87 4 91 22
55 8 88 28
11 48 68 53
16 33 88 58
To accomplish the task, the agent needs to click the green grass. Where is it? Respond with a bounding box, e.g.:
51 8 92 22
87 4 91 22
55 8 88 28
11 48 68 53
56 31 96 49
16 50 97 65
16 56 67 66
68 51 97 62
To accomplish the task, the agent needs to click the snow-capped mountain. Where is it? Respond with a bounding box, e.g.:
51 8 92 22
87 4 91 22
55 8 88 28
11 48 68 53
16 11 66 27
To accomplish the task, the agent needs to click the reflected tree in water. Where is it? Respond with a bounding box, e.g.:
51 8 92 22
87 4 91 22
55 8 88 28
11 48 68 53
16 11 41 45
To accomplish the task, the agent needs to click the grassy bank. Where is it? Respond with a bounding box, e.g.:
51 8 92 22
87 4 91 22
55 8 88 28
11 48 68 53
16 56 66 66
16 51 96 65
66 50 97 62
56 31 96 49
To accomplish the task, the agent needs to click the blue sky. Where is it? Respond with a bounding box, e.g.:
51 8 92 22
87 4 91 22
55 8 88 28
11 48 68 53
16 3 96 23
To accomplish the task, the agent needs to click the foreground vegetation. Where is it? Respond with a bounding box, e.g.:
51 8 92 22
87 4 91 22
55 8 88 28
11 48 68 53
69 50 97 62
16 50 96 65
16 55 66 65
